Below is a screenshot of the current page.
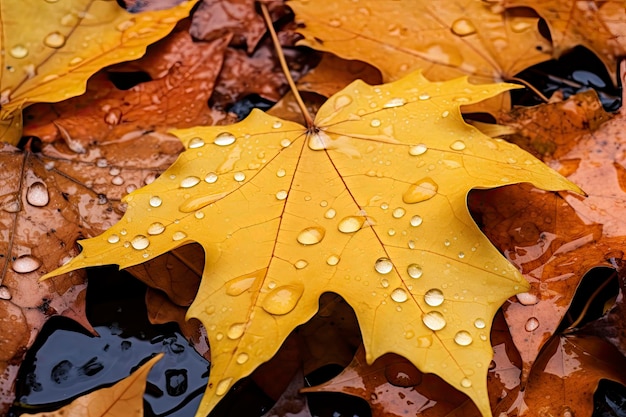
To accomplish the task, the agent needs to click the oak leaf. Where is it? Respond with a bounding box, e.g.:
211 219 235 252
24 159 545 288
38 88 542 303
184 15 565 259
21 353 163 417
46 72 579 417
0 0 196 144
289 0 552 112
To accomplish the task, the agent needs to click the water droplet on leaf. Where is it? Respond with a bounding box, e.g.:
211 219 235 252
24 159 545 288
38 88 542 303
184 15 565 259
205 173 218 183
424 289 444 306
107 234 120 244
262 284 303 315
215 378 232 396
370 119 381 127
460 377 472 388
10 45 28 58
172 231 187 241
149 196 162 207
454 330 473 346
374 257 393 274
276 190 288 200
12 255 42 273
233 172 245 182
451 18 477 36
403 178 438 203
422 311 446 331
516 292 539 305
338 216 365 233
131 235 149 250
180 176 200 188
188 137 205 149
407 264 423 278
297 226 325 245
383 97 406 108
474 318 486 329
391 288 408 303
410 215 423 226
525 317 539 332
450 140 466 150
147 223 165 235
326 255 340 266
227 323 245 339
236 353 249 364
392 207 406 218
26 182 49 207
44 32 66 48
214 132 236 146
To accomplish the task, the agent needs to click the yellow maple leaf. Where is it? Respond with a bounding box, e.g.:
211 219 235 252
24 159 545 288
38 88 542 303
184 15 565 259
44 72 580 417
0 0 196 144
22 353 162 417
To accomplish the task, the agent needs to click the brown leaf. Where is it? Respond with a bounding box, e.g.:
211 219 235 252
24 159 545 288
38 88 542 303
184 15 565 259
261 369 313 417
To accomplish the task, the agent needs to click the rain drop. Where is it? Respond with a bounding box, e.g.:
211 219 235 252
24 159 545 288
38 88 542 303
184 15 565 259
326 255 340 266
236 353 249 364
9 45 28 58
334 94 352 108
451 18 477 36
450 140 466 151
233 172 245 182
324 208 337 219
149 196 162 207
147 222 165 235
409 144 428 156
188 137 205 148
107 234 120 244
383 97 406 108
418 93 430 100
458 252 465 259
180 176 200 188
391 288 408 303
424 288 444 306
214 132 236 146
172 231 187 241
2 198 20 213
44 32 66 48
407 264 423 278
297 226 325 245
275 190 288 200
272 121 282 129
410 215 423 226
26 182 49 207
215 378 232 396
131 235 149 250
422 311 446 331
370 119 381 127
525 317 539 332
205 173 218 183
276 168 286 178
280 138 291 147
460 377 472 388
403 178 438 203
225 275 256 296
474 318 486 329
454 330 473 346
262 284 304 315
12 255 42 273
516 292 539 306
111 176 124 186
392 207 406 218
294 260 308 269
338 216 365 233
374 257 393 274
195 211 205 219
227 323 245 339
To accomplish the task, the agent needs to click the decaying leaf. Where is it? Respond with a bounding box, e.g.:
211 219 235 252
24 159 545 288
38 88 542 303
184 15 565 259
0 0 196 144
21 353 162 417
289 0 552 112
45 72 580 417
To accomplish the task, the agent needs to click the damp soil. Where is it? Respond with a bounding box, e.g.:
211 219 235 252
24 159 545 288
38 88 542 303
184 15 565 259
10 41 625 417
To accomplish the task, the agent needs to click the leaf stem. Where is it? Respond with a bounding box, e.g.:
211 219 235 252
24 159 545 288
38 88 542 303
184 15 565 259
259 2 314 128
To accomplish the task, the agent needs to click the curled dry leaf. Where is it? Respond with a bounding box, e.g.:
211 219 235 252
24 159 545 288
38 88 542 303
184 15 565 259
0 0 196 144
45 72 580 417
494 0 626 84
289 0 552 113
21 353 163 417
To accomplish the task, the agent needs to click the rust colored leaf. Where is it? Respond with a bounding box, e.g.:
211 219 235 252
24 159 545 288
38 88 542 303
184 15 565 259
22 353 163 417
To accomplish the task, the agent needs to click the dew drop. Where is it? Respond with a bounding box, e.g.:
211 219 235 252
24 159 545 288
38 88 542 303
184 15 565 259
107 234 120 244
458 252 465 259
44 32 66 48
275 190 288 200
180 176 200 188
324 208 337 219
454 330 473 346
374 257 393 274
408 144 428 156
525 317 539 332
236 353 249 364
276 168 286 178
225 275 257 296
111 176 124 186
407 264 423 278
422 311 446 331
149 196 162 207
391 288 408 303
418 93 430 100
147 222 165 235
441 110 450 118
294 259 308 269
326 255 340 266
2 198 20 213
12 255 42 273
297 226 325 245
233 172 246 182
450 140 466 151
474 318 486 329
403 178 438 204
383 97 406 108
195 211 205 219
131 235 149 250
424 289 444 307
381 278 389 288
262 284 304 315
338 216 365 233
370 119 381 127
272 121 282 129
392 207 406 218
451 18 477 36
172 231 187 241
409 215 423 226
10 45 28 58
188 137 205 149
214 132 236 146
280 138 291 147
334 94 352 109
460 377 472 388
205 173 218 183
227 323 245 339
215 378 232 396
516 292 539 306
26 182 49 207
0 286 11 300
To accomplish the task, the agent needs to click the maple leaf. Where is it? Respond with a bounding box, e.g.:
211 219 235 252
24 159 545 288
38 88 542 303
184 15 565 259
21 353 162 417
494 0 626 84
0 0 196 144
289 0 553 113
45 72 580 417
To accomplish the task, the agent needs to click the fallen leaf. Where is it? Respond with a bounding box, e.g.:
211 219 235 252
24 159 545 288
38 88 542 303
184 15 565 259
261 369 313 417
289 0 552 113
45 72 580 417
495 0 626 84
0 0 196 144
21 353 163 417
23 32 231 151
